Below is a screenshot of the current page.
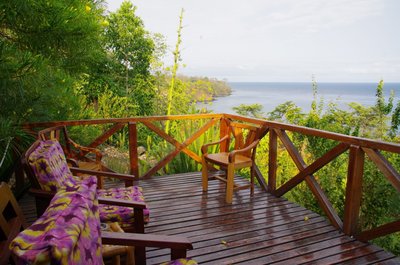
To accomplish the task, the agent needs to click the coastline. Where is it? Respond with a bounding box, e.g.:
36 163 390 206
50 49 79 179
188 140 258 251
198 81 400 114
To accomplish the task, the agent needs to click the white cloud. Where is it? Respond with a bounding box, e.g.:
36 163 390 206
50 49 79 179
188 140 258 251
247 0 383 35
107 0 400 82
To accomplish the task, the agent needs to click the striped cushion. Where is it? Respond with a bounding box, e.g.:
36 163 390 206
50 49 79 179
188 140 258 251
28 140 76 192
28 139 150 229
10 181 102 265
98 186 150 227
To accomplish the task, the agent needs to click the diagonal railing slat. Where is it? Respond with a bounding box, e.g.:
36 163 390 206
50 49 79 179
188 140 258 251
275 142 350 197
358 220 400 242
142 120 201 163
275 128 344 230
141 118 219 179
363 148 400 192
86 122 126 150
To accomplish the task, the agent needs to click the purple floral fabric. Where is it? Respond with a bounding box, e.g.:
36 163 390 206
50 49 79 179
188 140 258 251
10 180 102 265
28 140 75 192
98 186 150 227
28 139 150 228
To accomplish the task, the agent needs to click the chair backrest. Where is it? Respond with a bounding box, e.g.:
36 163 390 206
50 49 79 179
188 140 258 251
24 139 75 192
38 125 73 158
227 122 262 157
0 182 28 265
10 181 103 265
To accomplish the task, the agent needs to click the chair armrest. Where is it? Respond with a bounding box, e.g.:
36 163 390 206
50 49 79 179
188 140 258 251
98 197 146 209
70 167 137 183
201 135 229 154
68 139 103 162
28 188 55 199
102 232 193 250
66 158 79 167
228 139 260 163
102 232 193 262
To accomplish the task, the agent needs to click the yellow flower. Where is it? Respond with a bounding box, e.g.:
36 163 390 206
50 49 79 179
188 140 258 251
85 5 91 13
101 20 109 27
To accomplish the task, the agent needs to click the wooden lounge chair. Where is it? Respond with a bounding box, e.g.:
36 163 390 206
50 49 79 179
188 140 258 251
1 182 195 265
38 125 116 189
23 139 149 232
0 182 28 265
201 121 264 203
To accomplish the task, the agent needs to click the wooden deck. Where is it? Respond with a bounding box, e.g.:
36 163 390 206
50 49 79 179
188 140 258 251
19 172 399 264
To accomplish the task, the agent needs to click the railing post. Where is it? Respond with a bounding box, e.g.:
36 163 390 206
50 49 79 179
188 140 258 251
344 145 365 236
128 122 139 184
220 117 230 152
268 129 278 193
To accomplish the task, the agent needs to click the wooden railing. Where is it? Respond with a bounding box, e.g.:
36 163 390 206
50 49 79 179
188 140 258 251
23 113 400 243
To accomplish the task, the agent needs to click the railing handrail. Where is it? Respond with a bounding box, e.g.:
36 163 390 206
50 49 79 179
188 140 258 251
225 114 400 153
24 113 400 153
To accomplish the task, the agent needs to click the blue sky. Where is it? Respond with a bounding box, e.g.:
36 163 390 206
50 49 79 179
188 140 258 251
107 0 400 83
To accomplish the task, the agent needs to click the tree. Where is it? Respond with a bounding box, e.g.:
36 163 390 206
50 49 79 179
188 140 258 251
104 0 156 115
0 0 106 182
233 104 265 118
165 8 185 134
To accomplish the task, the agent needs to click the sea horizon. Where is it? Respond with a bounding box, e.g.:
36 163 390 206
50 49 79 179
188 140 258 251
198 81 400 114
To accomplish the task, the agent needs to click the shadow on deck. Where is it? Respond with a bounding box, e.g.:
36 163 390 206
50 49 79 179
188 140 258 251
19 172 399 265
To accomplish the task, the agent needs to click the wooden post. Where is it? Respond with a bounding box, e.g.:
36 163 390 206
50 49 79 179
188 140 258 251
344 145 365 236
171 249 187 261
128 122 139 184
202 156 209 192
225 164 235 204
220 117 230 152
268 129 278 193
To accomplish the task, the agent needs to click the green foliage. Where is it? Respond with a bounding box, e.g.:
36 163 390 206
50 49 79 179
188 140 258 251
267 101 303 123
0 118 34 182
103 0 156 115
0 0 105 182
165 8 184 134
143 110 220 175
262 79 400 255
181 76 231 101
233 104 264 118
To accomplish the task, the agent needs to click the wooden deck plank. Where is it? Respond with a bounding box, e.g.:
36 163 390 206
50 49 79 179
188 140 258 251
18 171 399 264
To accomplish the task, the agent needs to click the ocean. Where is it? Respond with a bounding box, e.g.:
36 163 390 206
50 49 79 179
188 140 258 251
198 82 400 114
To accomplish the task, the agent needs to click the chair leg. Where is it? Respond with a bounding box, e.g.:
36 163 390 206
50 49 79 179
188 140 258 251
250 164 255 195
202 157 209 192
226 164 234 204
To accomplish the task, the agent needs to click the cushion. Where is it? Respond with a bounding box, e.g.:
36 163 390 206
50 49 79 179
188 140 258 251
28 139 150 229
160 258 198 265
10 182 102 265
28 140 75 192
98 186 150 227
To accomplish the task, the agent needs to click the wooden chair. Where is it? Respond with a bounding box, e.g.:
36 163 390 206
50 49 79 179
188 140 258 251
0 182 28 265
38 125 115 189
2 182 194 265
22 139 149 233
201 122 262 204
